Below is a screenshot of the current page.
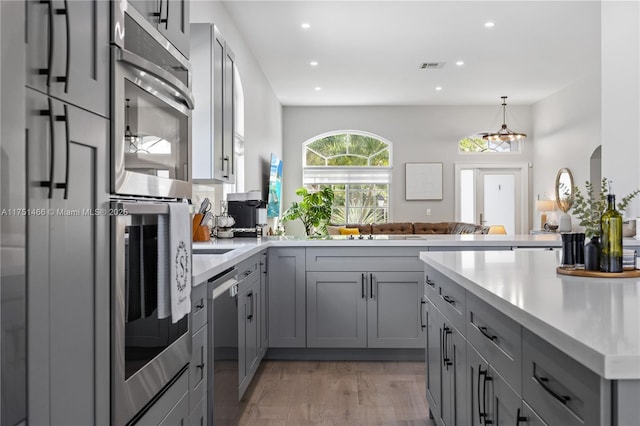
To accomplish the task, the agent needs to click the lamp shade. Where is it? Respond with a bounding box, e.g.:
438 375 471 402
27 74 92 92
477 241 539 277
535 200 555 212
488 225 507 235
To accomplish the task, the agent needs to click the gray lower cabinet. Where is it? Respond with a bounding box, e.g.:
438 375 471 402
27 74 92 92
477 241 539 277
268 248 306 347
521 401 548 426
259 250 269 357
306 271 424 348
26 0 110 117
189 283 208 425
238 269 261 397
440 315 467 426
26 88 109 425
425 299 441 419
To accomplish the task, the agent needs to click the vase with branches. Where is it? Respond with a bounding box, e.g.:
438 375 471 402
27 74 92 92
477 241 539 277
571 178 640 239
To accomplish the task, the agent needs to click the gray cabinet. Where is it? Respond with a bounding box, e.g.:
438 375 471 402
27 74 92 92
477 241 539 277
189 283 208 423
26 0 110 118
190 24 235 183
238 268 261 397
425 299 441 420
306 271 424 349
129 0 190 58
26 88 109 425
306 272 367 348
439 315 467 426
259 250 269 357
268 248 306 347
134 371 190 426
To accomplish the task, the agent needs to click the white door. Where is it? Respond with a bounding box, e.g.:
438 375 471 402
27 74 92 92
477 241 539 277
455 163 529 235
478 171 517 234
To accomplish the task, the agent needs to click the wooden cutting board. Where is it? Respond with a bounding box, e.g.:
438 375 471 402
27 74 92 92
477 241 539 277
556 267 640 278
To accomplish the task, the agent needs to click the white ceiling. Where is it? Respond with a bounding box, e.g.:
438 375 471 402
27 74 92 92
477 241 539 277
221 1 601 106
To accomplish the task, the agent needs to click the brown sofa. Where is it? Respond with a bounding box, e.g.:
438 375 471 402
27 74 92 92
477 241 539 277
329 222 489 235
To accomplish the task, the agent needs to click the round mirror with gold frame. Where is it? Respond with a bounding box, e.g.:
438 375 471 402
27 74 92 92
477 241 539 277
555 168 574 213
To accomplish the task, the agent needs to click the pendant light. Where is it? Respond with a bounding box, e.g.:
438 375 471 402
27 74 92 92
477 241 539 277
483 96 526 142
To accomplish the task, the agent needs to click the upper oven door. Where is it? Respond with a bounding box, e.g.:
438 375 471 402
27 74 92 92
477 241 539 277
112 9 194 199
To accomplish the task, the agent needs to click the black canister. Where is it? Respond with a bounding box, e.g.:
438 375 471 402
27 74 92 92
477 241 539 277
584 235 601 271
574 233 585 269
560 233 575 268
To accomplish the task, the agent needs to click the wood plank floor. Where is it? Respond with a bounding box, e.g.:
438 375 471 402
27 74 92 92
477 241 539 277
239 360 435 426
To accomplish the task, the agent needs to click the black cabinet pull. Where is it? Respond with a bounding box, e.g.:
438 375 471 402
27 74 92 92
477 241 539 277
370 273 374 299
442 325 452 369
196 362 205 370
478 366 485 423
40 99 56 198
443 295 455 305
247 291 254 321
38 0 54 87
533 374 571 405
425 275 435 288
53 0 69 91
478 326 497 342
61 104 69 199
195 301 204 310
361 273 365 299
420 299 426 329
483 372 493 425
516 408 527 425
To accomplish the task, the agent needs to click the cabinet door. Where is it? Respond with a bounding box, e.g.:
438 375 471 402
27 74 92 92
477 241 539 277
27 90 109 425
441 321 467 426
268 248 306 347
212 27 225 181
306 272 367 348
222 44 235 183
468 344 491 426
367 271 424 348
259 251 269 356
26 0 109 117
238 274 260 397
491 366 521 426
190 24 214 180
128 0 158 25
190 326 207 413
158 0 190 58
425 300 441 420
521 401 548 426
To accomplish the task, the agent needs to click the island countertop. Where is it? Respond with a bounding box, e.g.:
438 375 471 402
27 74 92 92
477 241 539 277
420 250 640 380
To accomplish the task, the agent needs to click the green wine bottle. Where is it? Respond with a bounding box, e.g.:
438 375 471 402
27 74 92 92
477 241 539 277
600 193 623 272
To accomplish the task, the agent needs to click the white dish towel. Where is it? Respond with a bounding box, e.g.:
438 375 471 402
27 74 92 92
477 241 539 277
157 202 192 323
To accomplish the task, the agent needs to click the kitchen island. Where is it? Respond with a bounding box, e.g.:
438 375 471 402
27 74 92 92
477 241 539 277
420 249 640 425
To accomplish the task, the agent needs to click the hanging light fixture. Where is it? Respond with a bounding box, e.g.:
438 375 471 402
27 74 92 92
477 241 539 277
483 96 527 142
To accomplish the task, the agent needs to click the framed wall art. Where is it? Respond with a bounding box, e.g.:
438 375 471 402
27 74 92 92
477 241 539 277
405 162 443 200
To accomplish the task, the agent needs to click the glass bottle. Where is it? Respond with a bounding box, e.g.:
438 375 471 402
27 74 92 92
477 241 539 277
600 194 623 272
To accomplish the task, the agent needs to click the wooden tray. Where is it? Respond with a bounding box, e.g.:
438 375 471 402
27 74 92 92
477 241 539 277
556 267 640 278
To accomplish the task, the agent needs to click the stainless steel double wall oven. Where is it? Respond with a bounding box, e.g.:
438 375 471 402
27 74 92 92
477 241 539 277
111 2 194 425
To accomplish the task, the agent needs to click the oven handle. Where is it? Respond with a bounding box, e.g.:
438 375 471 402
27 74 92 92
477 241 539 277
115 47 194 110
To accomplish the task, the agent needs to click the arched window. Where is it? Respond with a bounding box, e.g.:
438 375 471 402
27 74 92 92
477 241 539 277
458 135 519 153
303 131 392 224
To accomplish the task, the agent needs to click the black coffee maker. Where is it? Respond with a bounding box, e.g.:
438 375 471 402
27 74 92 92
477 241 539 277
227 192 267 237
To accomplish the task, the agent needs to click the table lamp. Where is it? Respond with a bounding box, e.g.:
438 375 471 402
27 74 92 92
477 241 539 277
536 200 555 230
488 225 507 234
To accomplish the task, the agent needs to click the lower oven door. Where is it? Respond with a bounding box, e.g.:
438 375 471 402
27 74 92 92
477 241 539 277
112 201 191 425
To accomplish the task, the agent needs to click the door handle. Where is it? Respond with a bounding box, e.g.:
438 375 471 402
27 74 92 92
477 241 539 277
38 99 66 199
516 408 528 425
443 295 455 306
37 0 54 87
361 273 365 299
61 104 69 199
420 299 426 329
247 291 254 321
442 324 452 369
483 370 493 425
53 0 70 90
478 326 497 342
533 374 571 405
369 273 374 299
425 275 435 288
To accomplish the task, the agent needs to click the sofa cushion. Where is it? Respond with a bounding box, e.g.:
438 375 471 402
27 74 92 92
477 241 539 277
372 222 414 234
413 222 451 234
339 227 360 236
326 225 342 236
330 224 373 234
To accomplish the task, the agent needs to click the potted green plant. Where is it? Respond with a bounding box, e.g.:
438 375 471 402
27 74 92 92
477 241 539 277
281 186 334 236
571 178 640 239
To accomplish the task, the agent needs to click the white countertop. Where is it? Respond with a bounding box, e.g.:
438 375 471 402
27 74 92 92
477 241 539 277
420 250 640 380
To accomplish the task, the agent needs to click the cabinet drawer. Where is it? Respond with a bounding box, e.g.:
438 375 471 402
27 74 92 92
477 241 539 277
306 247 425 272
466 291 522 393
191 283 207 333
430 269 465 333
423 265 438 300
522 329 609 426
189 326 207 412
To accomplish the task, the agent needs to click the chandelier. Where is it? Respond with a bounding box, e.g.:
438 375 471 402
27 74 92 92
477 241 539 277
483 96 527 142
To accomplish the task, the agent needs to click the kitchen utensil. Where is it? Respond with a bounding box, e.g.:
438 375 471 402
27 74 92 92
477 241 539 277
201 212 213 226
198 198 211 214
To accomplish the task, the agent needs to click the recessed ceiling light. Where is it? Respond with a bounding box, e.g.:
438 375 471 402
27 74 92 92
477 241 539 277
315 86 322 91
310 61 319 67
301 22 311 29
484 22 495 28
435 86 443 91
456 61 464 66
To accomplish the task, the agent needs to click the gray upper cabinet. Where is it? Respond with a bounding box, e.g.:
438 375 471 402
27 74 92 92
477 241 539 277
26 89 109 425
190 24 235 183
25 0 110 118
268 248 306 347
129 0 190 58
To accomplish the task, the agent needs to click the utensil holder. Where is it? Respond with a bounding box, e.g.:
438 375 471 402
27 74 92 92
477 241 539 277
192 214 210 242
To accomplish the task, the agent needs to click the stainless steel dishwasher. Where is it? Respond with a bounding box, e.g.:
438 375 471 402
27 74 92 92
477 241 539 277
207 267 240 425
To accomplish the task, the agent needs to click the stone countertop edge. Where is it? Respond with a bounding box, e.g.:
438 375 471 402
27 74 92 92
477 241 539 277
419 251 640 380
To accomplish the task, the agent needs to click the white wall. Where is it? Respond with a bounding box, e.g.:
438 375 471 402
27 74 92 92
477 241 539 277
531 71 601 228
283 105 533 235
190 1 283 202
601 1 640 218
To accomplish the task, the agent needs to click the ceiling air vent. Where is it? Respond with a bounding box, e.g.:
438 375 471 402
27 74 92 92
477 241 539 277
419 62 446 69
